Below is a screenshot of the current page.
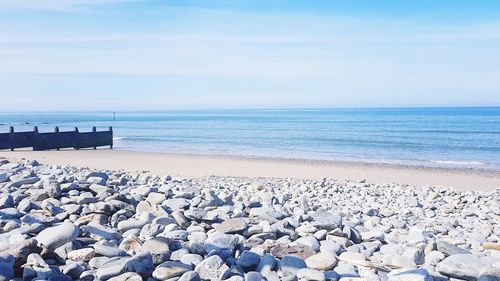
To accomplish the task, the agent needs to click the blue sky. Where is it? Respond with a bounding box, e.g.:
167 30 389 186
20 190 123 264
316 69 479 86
0 0 499 110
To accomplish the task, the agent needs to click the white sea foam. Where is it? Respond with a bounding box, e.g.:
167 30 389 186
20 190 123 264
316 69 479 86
429 160 485 166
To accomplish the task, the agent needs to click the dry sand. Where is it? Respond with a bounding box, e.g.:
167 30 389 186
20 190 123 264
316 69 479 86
1 149 499 192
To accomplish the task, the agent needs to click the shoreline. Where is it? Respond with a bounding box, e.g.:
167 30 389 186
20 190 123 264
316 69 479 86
1 149 499 191
116 147 500 174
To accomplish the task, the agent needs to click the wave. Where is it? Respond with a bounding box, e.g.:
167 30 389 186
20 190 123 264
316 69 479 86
429 160 485 166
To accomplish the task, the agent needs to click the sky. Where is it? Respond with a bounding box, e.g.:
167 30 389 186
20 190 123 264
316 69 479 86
0 0 499 111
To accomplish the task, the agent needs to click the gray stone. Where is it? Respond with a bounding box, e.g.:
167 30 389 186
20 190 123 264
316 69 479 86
270 244 316 259
181 254 204 267
237 250 261 270
108 272 143 281
403 247 425 265
6 177 40 188
334 263 359 278
47 274 72 281
256 254 277 275
195 255 231 280
478 267 500 281
0 173 8 183
0 162 20 170
0 208 21 219
96 257 129 280
36 223 79 250
296 236 320 251
0 195 13 208
94 240 126 257
388 269 433 281
205 233 239 254
245 271 264 281
279 255 307 276
117 213 154 232
310 210 342 230
141 236 170 264
436 254 491 280
305 253 338 271
185 207 207 220
153 260 193 280
179 271 202 281
62 262 85 279
67 248 95 261
172 210 191 229
146 192 167 205
320 241 342 255
324 271 340 281
81 222 122 241
165 229 189 241
163 198 190 211
297 268 326 281
215 218 248 234
436 241 471 256
0 261 14 281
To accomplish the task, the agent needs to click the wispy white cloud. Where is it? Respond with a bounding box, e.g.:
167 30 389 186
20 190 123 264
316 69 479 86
0 0 137 12
0 1 499 109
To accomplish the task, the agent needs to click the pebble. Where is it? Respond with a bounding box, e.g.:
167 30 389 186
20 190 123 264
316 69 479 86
67 248 96 261
215 218 248 234
388 269 433 281
305 253 338 270
237 250 261 269
436 241 471 256
35 223 79 250
436 254 491 280
297 268 326 281
108 272 143 281
195 255 231 280
0 159 497 281
141 237 170 264
279 255 307 276
179 271 202 281
152 260 193 280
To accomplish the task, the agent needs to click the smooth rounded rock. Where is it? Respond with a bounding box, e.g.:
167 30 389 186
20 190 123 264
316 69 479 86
153 260 193 280
305 253 338 271
36 223 79 250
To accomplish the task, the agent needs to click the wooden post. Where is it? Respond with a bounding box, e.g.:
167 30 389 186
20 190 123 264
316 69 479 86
32 126 38 151
92 126 97 149
74 127 79 150
9 126 14 151
109 126 113 149
55 127 60 150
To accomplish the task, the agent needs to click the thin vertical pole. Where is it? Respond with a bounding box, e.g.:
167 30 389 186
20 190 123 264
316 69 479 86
55 127 60 150
74 127 79 150
33 126 38 151
92 126 97 149
9 126 14 151
109 126 113 149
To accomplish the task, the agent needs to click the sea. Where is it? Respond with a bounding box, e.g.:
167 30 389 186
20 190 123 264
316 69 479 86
1 107 499 170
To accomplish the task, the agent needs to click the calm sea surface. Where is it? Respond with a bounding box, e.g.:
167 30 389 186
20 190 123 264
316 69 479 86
1 107 499 170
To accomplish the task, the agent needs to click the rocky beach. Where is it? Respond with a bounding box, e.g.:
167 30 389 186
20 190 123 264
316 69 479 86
0 158 498 281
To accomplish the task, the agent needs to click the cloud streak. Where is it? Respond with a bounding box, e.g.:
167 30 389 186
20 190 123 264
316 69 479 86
0 0 499 110
0 0 137 12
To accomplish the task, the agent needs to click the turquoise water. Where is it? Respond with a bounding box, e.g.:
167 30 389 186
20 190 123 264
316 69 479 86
1 107 499 170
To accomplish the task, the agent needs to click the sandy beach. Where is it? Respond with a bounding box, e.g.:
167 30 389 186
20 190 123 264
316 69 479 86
1 149 499 192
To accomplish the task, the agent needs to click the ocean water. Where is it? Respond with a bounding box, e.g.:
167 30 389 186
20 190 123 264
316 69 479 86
1 107 499 170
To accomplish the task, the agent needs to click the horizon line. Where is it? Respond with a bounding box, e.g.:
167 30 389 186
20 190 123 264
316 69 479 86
1 105 499 114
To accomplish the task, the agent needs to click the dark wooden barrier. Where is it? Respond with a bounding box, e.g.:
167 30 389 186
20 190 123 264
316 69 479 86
0 126 113 151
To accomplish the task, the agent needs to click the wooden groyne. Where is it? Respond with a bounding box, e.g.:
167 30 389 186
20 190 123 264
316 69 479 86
0 126 113 151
